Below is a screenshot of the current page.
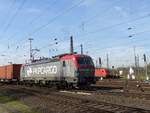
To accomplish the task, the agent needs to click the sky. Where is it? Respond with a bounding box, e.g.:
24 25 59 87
0 0 150 67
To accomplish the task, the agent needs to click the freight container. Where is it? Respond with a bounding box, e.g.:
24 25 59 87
0 66 6 79
0 64 22 81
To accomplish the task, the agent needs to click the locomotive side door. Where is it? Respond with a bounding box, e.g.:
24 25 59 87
62 60 76 83
62 60 73 79
63 60 73 78
62 61 66 81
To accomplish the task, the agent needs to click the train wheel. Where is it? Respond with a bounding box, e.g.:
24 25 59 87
62 81 68 89
68 83 74 89
56 81 68 89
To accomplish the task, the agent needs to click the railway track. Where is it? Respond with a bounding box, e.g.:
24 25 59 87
0 85 150 113
1 83 150 100
95 79 150 91
1 82 150 100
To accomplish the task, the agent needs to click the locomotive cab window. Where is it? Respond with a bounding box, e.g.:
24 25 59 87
63 61 66 67
77 57 94 65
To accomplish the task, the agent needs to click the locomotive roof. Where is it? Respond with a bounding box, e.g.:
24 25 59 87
24 54 91 66
60 54 91 60
52 52 77 58
26 58 59 66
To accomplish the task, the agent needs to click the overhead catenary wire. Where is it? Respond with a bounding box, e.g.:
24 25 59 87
77 13 150 38
3 37 70 60
129 29 150 37
78 0 121 34
81 28 150 55
80 27 150 53
1 0 150 64
89 43 149 67
4 0 149 51
0 35 69 59
0 0 17 31
29 0 58 24
0 0 17 47
87 37 150 53
3 21 150 61
27 0 85 36
0 0 26 39
6 0 58 43
38 38 71 58
52 42 84 55
3 0 85 54
39 38 70 50
82 0 121 25
39 37 83 56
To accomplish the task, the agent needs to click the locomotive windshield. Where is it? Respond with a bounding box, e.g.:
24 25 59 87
77 57 94 66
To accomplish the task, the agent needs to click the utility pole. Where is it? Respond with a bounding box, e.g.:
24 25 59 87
106 53 109 69
144 54 148 80
96 60 98 68
137 55 140 79
80 44 83 54
133 46 137 76
99 57 102 68
28 38 34 62
70 36 74 54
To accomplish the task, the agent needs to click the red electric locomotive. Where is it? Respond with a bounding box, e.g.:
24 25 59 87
95 68 111 79
20 53 95 88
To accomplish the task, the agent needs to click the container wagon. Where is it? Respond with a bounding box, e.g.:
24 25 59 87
0 64 22 82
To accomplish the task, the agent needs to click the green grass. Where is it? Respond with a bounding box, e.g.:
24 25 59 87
0 96 14 103
0 96 39 113
6 101 37 113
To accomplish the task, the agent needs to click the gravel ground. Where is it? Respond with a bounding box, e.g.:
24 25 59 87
0 85 150 113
